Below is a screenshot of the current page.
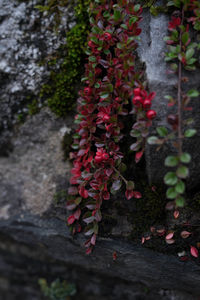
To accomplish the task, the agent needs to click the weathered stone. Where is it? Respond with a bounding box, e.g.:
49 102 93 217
0 107 73 216
138 9 200 190
0 0 74 154
0 213 199 300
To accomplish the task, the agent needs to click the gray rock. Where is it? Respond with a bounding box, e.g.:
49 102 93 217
0 107 73 216
0 0 74 154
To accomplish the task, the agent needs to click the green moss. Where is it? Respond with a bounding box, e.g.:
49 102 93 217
53 190 68 205
38 0 91 117
27 99 40 115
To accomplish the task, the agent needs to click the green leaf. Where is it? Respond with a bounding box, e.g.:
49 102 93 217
130 129 141 138
186 48 194 60
100 93 109 99
176 165 189 179
147 136 161 145
165 156 179 167
95 82 100 88
114 10 121 21
129 16 138 25
184 129 197 137
118 163 127 173
117 43 123 49
175 196 185 207
121 24 128 30
156 127 168 137
187 58 197 65
182 32 189 45
164 172 178 186
134 4 141 12
166 187 178 199
175 180 185 194
71 144 79 150
187 89 199 98
126 180 135 191
103 11 110 18
180 152 191 164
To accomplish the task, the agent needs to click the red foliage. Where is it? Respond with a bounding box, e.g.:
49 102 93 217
67 0 156 253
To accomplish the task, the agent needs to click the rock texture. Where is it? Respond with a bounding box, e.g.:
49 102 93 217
0 0 74 155
0 213 200 300
138 9 200 189
0 107 73 216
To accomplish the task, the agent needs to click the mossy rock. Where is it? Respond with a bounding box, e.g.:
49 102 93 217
37 0 91 117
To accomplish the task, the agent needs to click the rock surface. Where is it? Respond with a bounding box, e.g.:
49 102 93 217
0 0 74 155
0 107 73 216
0 212 200 300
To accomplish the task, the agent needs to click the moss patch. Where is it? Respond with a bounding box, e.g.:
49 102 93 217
38 0 91 117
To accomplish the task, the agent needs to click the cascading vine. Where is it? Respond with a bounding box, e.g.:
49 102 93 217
146 0 200 258
67 0 156 254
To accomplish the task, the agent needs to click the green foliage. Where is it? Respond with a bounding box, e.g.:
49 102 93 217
38 0 91 117
53 190 67 205
35 0 70 30
27 99 40 115
38 278 76 300
141 0 167 16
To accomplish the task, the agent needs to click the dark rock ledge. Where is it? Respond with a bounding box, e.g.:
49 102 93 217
0 213 199 300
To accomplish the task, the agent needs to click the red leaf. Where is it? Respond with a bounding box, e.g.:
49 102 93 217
180 231 191 239
103 191 110 200
150 226 155 233
165 232 174 240
79 186 88 199
151 186 157 192
112 251 117 261
91 234 96 246
165 201 174 211
84 239 91 248
86 247 93 255
174 210 179 219
74 208 81 220
166 239 175 245
67 215 75 225
156 228 165 236
180 256 189 262
132 191 142 199
135 150 144 163
106 168 113 177
190 246 199 258
125 190 134 200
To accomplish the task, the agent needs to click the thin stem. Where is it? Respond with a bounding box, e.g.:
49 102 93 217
112 166 128 185
177 7 184 156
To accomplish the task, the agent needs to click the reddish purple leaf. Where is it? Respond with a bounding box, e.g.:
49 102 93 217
190 246 199 258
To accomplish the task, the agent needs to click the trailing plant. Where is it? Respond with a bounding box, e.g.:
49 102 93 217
147 0 200 257
67 0 157 254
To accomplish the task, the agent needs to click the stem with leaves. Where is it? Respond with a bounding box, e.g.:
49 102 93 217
148 0 200 211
